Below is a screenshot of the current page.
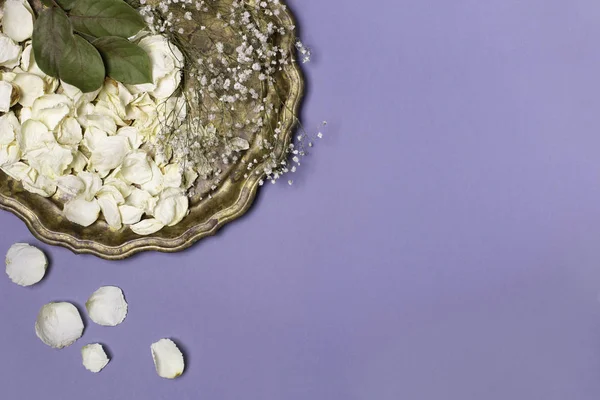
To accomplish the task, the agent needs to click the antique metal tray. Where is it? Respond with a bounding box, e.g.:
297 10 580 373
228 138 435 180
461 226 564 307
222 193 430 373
0 1 303 259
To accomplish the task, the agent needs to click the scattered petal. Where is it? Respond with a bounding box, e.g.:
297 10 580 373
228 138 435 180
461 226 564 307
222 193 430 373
35 302 84 349
86 286 128 327
81 343 110 373
5 243 47 286
151 338 185 379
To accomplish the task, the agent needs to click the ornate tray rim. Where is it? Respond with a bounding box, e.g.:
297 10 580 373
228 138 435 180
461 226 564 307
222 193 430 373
0 3 304 260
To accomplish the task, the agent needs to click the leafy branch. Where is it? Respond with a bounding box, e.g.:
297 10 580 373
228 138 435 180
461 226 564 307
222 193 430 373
31 0 152 92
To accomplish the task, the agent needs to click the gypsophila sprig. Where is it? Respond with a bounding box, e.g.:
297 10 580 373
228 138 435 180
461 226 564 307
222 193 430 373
132 0 324 194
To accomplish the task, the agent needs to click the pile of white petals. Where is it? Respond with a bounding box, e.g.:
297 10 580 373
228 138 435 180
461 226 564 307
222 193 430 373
0 0 194 235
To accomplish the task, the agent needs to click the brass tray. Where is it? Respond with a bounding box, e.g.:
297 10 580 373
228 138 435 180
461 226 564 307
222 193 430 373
0 1 303 260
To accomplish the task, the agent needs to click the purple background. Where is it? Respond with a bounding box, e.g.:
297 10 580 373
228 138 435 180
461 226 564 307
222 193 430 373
3 0 600 398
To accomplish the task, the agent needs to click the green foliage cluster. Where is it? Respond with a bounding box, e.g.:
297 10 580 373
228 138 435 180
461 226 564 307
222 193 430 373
33 0 152 92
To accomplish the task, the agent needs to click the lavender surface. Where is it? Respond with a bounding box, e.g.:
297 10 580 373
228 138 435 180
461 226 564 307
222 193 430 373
3 0 600 398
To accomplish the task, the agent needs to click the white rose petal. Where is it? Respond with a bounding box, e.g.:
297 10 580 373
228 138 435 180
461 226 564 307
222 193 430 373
0 34 21 68
140 160 163 196
98 193 122 229
97 184 125 205
86 286 128 327
0 141 20 167
69 151 88 174
116 126 143 149
64 197 100 227
31 94 72 130
26 143 73 178
119 204 144 225
56 175 85 199
0 111 20 144
5 243 47 286
162 164 182 188
81 343 110 373
121 150 153 184
153 188 188 226
43 76 59 94
126 188 156 213
20 44 45 77
0 80 12 112
35 302 84 349
13 72 44 107
22 173 56 197
78 171 102 201
151 338 185 379
18 106 31 123
152 69 181 100
131 218 164 235
56 117 82 146
1 161 36 183
17 119 54 153
89 103 120 130
90 135 130 177
2 0 34 42
139 35 184 80
103 169 133 198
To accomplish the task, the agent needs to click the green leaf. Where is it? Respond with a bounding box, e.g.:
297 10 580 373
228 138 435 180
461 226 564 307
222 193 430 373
56 0 77 10
40 0 76 8
69 0 146 38
32 7 74 78
92 36 152 84
59 35 105 92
